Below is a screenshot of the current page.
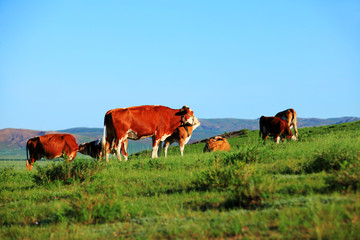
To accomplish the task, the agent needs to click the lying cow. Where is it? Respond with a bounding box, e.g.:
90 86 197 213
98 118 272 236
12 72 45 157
26 133 78 170
203 136 231 152
259 116 297 143
163 120 200 157
79 139 127 159
275 108 299 137
102 105 199 162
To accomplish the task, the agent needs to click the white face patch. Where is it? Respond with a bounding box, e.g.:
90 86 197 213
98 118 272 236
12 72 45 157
192 121 200 131
95 139 102 146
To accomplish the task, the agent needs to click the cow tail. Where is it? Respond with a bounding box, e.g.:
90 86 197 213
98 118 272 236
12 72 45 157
102 122 106 159
26 140 29 162
259 116 263 138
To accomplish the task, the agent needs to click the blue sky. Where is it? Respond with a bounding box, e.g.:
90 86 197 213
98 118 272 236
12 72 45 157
1 1 359 130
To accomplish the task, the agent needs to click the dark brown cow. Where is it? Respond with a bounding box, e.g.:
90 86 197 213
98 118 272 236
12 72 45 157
163 120 200 157
102 105 199 161
26 133 78 171
203 136 231 152
79 139 128 159
259 116 296 143
275 108 298 137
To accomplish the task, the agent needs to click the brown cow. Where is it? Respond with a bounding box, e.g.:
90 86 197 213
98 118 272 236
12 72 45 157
102 105 199 161
275 108 298 137
203 136 231 152
26 133 78 171
79 139 128 159
259 116 296 143
163 120 200 157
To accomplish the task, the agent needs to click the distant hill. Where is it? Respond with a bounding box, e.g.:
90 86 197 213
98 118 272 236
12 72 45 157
1 117 359 159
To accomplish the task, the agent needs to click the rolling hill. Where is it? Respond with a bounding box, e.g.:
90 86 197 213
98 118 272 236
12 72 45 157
0 116 359 159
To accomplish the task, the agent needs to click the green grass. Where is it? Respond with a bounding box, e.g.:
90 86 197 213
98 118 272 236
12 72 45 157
1 121 360 239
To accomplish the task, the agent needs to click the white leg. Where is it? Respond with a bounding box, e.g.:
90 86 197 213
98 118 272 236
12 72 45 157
123 141 128 161
180 144 184 157
116 140 122 161
164 142 169 158
152 139 160 158
276 136 280 143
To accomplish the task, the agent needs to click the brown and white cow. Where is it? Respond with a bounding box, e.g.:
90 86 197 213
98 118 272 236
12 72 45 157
275 108 298 137
79 139 128 159
203 136 231 152
102 105 199 162
163 120 200 157
26 133 78 171
259 116 296 144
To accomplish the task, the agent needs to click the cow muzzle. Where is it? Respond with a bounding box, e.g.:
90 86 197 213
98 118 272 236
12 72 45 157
185 116 200 126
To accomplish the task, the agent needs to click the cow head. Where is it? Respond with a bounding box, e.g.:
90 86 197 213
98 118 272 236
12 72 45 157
284 128 297 141
78 142 89 154
176 106 200 127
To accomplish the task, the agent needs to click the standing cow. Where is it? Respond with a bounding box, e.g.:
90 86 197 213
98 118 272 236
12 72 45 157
275 108 298 137
102 105 199 162
203 136 231 152
163 120 200 157
26 133 78 170
259 116 296 144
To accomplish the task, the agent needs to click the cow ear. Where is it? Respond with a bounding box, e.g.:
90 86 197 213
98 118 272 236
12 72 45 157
175 107 188 116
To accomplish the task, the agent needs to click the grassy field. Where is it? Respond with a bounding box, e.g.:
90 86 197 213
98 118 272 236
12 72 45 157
1 121 359 239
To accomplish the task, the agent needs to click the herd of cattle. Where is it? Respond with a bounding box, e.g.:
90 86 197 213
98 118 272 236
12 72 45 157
25 105 298 170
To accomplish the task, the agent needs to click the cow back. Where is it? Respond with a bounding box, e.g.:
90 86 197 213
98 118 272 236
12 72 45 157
39 134 78 159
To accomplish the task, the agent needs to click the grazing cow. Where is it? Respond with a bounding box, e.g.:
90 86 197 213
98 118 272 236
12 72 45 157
259 116 296 143
26 133 78 171
275 108 298 137
79 139 128 159
203 136 231 152
102 105 199 162
163 120 200 157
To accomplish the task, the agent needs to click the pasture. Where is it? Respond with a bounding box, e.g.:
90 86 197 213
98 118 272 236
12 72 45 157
1 121 359 239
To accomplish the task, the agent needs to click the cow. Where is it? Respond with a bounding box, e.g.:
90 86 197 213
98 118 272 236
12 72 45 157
102 105 200 162
203 136 231 152
79 139 128 159
275 108 298 137
26 133 78 171
163 120 200 157
259 116 297 144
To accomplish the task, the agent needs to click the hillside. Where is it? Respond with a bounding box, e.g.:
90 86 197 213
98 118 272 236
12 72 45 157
0 116 359 159
1 120 359 239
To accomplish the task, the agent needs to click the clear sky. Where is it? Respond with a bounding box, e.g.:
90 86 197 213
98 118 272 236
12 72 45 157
1 0 359 130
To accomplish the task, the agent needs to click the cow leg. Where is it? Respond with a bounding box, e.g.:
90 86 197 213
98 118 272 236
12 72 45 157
105 139 115 162
122 140 128 161
274 135 280 143
26 158 35 171
261 134 268 145
179 139 185 157
163 141 170 158
293 123 299 138
179 144 184 157
151 137 161 158
115 139 122 161
105 151 110 162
